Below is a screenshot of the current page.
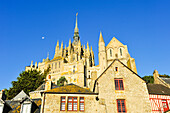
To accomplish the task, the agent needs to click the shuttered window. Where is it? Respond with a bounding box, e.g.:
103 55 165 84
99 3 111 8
115 79 124 90
117 99 126 113
80 97 84 111
60 97 66 111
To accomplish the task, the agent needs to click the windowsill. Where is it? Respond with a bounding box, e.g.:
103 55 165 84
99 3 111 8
115 90 124 93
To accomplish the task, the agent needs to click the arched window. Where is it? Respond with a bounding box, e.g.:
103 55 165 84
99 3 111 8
120 48 123 56
110 49 112 57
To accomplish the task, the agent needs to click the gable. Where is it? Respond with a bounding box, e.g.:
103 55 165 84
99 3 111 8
106 37 125 50
93 59 145 92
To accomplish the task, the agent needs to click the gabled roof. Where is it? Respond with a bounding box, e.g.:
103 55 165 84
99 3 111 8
12 90 29 101
160 77 170 84
147 83 170 95
44 83 97 95
93 59 144 92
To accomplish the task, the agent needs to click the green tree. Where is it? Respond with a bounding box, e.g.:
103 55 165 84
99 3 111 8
6 68 50 100
57 76 68 86
142 74 170 83
142 76 154 83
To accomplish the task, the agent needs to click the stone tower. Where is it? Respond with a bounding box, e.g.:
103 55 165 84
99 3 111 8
98 32 107 73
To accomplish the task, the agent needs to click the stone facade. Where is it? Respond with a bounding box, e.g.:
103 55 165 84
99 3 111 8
27 14 153 113
94 60 151 113
41 94 98 113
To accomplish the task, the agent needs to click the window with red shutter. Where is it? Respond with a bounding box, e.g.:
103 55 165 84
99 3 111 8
114 79 124 90
60 97 66 111
117 99 126 113
80 97 84 111
68 97 77 111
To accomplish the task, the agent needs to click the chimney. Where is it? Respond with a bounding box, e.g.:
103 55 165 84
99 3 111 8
0 90 6 100
45 75 52 91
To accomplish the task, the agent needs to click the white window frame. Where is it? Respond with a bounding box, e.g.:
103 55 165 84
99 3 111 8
20 102 32 113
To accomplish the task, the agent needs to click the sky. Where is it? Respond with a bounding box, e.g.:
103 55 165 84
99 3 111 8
0 0 170 90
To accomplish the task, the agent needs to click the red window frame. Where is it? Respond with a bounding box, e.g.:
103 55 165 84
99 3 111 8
115 79 124 90
80 97 85 111
162 99 169 112
60 96 66 111
117 99 126 113
67 97 77 111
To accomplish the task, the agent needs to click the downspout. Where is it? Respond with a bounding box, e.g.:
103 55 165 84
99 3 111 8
41 93 46 113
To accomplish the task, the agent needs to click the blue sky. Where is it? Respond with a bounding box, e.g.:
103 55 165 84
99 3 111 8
1 0 170 90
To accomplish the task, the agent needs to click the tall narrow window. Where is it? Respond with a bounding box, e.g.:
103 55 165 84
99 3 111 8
68 97 77 111
115 67 118 72
51 64 53 70
115 79 124 90
117 99 126 113
110 49 112 57
21 103 31 113
55 63 57 69
120 48 122 56
80 97 85 111
60 97 66 111
59 62 60 68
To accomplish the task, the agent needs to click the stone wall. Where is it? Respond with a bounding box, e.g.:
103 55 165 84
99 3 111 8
42 94 98 113
96 60 151 113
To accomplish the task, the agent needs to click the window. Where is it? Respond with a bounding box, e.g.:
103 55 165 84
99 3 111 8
115 67 118 72
80 97 85 111
120 48 123 56
162 100 169 111
110 49 112 57
21 103 31 113
59 62 60 68
0 105 4 113
55 63 57 69
115 79 124 90
60 97 66 111
51 64 53 70
68 97 77 111
117 99 126 113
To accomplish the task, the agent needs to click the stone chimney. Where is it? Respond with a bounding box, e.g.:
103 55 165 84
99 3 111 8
0 90 6 100
45 75 52 91
153 70 160 84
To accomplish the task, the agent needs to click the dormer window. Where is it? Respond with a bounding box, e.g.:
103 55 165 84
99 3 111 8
21 103 32 113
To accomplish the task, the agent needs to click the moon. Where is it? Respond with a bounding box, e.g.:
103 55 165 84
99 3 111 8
42 37 45 39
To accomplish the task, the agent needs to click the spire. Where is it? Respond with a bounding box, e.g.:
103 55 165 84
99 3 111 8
74 13 79 33
99 31 105 43
73 13 80 45
87 42 90 55
60 41 63 56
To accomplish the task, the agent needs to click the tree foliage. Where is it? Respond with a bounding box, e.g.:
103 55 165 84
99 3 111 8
5 68 50 100
142 74 170 83
142 76 154 83
57 76 68 86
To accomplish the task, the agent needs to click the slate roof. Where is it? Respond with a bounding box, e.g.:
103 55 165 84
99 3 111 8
35 82 58 91
160 77 170 84
44 83 98 95
12 90 29 101
147 83 170 95
6 98 41 113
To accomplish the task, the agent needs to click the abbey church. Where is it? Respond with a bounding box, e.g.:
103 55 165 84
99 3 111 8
1 14 170 113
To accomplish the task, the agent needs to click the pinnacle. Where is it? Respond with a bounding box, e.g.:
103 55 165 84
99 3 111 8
99 31 104 43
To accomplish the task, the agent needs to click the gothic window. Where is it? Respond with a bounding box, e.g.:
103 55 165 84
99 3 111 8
117 99 126 113
51 64 53 70
59 62 60 68
120 48 123 56
60 97 66 111
55 63 57 69
110 49 112 57
115 79 124 90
